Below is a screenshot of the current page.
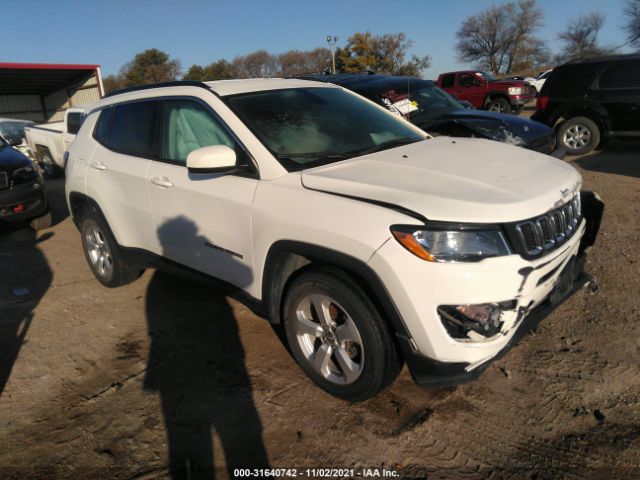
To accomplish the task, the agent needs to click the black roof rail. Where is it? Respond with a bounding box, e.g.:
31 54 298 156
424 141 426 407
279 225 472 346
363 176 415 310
104 80 212 98
565 52 640 65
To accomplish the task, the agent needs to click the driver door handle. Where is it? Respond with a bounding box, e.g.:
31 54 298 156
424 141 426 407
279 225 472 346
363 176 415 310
150 176 174 188
91 161 107 171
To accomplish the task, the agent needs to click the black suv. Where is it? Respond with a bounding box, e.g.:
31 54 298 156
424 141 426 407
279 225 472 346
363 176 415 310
532 54 640 155
303 73 562 157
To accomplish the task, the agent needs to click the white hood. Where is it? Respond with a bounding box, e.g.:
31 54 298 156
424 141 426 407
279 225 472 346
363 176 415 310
301 137 581 223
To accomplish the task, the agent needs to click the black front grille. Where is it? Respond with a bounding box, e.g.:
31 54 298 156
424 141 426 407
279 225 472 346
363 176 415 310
507 194 582 259
0 172 8 190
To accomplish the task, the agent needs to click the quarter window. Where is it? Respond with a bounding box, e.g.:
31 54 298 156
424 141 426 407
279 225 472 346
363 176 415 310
109 101 159 157
94 107 112 145
598 63 640 89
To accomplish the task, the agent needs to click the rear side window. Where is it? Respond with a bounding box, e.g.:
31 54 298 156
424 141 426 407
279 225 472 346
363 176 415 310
598 62 640 89
546 64 596 94
67 112 85 135
94 108 112 145
109 101 159 157
440 74 455 88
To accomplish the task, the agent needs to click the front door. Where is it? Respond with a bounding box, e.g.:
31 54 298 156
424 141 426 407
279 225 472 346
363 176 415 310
145 98 258 292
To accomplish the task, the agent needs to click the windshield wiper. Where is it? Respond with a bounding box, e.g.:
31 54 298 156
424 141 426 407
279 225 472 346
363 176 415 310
275 152 351 161
351 137 421 156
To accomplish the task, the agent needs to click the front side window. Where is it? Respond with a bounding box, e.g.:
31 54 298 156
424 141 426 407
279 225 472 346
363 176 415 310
225 87 424 171
162 100 236 164
109 101 159 157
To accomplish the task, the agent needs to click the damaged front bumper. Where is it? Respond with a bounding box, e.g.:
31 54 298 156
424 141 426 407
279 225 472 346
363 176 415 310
371 191 604 389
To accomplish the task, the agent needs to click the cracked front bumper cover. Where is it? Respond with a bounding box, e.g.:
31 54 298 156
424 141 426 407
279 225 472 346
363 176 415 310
399 191 604 389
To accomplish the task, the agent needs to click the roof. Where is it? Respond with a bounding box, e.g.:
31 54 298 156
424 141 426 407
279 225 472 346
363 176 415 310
205 78 334 96
563 53 640 66
0 62 100 95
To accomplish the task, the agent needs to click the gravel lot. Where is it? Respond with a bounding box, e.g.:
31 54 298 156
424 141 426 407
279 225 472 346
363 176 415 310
1 141 639 479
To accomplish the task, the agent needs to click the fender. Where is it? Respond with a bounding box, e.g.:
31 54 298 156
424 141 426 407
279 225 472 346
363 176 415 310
261 240 412 341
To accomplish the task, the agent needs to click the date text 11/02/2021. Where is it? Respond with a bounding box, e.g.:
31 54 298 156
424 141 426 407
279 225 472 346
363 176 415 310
233 468 400 478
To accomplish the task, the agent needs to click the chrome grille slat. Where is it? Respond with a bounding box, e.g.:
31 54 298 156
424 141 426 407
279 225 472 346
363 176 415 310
515 194 582 257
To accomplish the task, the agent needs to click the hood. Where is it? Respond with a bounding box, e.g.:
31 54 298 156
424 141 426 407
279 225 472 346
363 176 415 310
423 109 553 147
0 143 32 171
301 137 581 224
490 79 529 87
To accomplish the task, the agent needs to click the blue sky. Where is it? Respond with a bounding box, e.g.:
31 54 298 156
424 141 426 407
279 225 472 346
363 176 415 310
2 0 633 78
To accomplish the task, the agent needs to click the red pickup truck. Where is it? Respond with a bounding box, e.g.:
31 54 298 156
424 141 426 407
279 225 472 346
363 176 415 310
436 70 536 114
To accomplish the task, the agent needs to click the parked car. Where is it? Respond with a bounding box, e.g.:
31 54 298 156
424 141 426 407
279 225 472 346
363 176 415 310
532 54 640 155
301 73 562 157
24 107 86 177
66 79 603 401
525 69 553 94
0 118 35 159
0 134 50 230
436 70 536 114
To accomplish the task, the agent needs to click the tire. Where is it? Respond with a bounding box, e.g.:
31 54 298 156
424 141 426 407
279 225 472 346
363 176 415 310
39 148 62 178
282 267 402 401
30 210 52 231
557 116 601 155
486 97 512 114
79 209 143 288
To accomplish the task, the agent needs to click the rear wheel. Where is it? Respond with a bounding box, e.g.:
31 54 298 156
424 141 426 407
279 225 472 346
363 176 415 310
282 267 402 401
557 116 600 155
80 210 143 287
39 149 61 178
486 97 512 114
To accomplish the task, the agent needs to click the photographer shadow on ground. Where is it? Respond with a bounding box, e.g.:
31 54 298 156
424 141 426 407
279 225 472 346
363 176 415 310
144 216 270 479
0 225 53 397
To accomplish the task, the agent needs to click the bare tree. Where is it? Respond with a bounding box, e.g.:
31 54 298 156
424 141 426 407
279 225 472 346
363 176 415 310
624 0 640 49
231 50 278 78
558 12 607 61
278 48 331 76
456 0 546 74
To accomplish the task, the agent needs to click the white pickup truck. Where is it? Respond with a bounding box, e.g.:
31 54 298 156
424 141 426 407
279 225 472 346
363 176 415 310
24 108 86 177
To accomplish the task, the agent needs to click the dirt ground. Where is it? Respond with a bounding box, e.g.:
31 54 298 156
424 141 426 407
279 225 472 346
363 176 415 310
1 141 639 480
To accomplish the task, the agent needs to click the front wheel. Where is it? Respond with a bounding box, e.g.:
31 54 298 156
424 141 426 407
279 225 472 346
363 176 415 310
80 210 143 288
282 267 402 401
486 97 512 114
557 116 600 155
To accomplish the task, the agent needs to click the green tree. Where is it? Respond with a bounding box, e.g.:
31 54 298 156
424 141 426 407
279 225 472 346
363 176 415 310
338 32 430 76
182 64 206 81
120 48 181 86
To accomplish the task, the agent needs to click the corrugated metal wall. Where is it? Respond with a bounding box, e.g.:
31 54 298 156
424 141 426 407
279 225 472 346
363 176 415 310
0 95 46 122
0 72 102 123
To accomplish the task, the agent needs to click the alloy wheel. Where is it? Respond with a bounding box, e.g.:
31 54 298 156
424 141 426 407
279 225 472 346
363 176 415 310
293 294 364 385
563 124 592 150
85 223 114 279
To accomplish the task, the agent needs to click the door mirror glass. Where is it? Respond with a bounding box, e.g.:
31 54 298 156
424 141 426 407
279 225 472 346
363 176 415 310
186 145 237 173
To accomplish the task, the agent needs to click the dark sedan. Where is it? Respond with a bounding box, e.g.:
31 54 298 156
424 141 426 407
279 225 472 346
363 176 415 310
0 135 50 230
301 73 563 158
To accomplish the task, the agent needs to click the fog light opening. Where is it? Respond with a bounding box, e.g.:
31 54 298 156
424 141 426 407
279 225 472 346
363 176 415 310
438 302 512 339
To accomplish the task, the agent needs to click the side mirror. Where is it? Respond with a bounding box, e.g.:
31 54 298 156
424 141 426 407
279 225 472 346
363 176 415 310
186 145 237 173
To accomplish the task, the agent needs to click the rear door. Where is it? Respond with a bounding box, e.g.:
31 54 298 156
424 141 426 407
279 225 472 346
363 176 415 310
145 97 258 290
85 101 157 250
592 60 640 133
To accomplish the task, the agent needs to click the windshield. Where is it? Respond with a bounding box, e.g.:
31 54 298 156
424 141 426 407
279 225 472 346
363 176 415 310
224 87 425 171
374 82 465 126
476 71 497 82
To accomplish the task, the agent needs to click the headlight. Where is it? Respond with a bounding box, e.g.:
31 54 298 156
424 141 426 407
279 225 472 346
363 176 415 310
391 224 511 262
508 87 524 95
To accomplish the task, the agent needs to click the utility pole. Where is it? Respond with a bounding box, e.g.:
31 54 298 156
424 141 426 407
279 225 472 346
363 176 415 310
326 35 338 74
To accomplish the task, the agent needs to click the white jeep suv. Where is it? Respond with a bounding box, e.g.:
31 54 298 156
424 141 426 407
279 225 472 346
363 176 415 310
65 79 603 401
